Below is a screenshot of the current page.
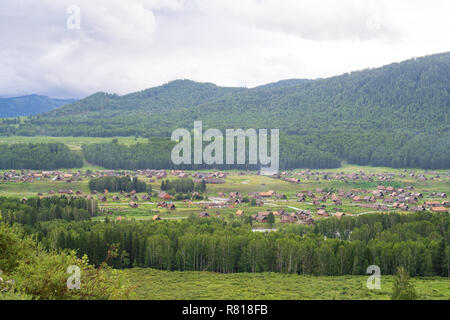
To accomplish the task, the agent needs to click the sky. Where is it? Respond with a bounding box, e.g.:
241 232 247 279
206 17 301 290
0 0 449 98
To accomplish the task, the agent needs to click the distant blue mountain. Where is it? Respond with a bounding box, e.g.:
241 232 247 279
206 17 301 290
0 94 77 117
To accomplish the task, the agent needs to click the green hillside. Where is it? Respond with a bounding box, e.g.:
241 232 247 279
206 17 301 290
19 52 449 135
1 52 448 169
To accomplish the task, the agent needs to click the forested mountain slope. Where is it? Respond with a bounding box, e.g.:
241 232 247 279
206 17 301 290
18 52 448 136
1 52 448 169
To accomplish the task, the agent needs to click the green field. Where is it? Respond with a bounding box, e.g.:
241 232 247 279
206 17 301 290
0 164 448 224
0 135 147 150
119 268 450 300
1 168 447 199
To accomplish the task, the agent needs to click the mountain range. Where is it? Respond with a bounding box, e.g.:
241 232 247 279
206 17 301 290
24 52 449 137
0 52 448 169
0 95 77 118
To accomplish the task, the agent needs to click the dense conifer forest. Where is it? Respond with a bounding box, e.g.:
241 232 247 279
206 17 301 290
88 176 149 193
0 143 83 170
2 197 447 277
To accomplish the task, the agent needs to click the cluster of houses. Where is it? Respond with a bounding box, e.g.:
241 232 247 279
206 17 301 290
247 190 287 203
221 182 449 225
292 185 448 213
247 209 316 225
2 170 80 183
41 189 84 196
166 170 228 184
93 189 151 201
9 167 449 224
423 201 450 213
282 210 316 224
214 190 287 208
278 169 450 184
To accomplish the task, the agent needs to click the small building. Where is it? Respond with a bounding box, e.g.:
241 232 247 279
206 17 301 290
281 215 296 223
254 211 271 223
259 191 274 197
167 203 176 210
425 201 441 208
334 212 346 218
129 201 138 208
158 191 172 200
431 207 448 213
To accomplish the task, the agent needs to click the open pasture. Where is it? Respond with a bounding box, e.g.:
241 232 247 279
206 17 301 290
120 268 450 300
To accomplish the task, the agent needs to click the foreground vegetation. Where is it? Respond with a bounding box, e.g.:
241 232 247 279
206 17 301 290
0 222 134 300
120 268 449 300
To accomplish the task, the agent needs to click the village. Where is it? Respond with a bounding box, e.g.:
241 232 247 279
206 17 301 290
1 166 449 228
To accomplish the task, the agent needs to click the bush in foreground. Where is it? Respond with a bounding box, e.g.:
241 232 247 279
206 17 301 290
0 221 134 300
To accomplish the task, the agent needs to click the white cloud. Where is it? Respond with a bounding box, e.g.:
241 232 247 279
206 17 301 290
0 0 448 98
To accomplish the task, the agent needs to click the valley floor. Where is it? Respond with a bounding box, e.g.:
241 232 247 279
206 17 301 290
119 268 450 300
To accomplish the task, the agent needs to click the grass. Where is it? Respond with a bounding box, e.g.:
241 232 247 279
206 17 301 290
0 180 90 198
119 268 450 300
1 170 446 199
0 166 447 222
0 136 148 150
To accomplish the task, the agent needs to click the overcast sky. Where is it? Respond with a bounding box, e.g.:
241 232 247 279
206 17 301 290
0 0 449 98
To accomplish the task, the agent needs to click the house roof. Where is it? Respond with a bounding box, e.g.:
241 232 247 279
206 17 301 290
431 207 448 212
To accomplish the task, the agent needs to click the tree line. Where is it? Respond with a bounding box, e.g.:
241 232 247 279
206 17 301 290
88 176 149 193
0 143 83 170
161 178 206 194
81 137 341 170
0 196 98 227
21 211 449 277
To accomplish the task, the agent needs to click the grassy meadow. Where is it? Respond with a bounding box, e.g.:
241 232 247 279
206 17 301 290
120 268 450 300
0 135 147 151
0 162 448 223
